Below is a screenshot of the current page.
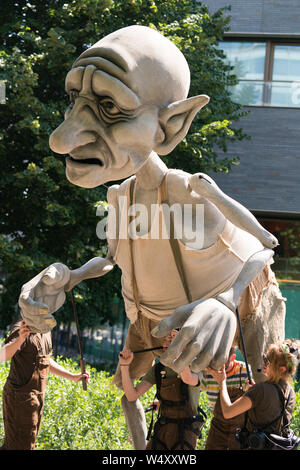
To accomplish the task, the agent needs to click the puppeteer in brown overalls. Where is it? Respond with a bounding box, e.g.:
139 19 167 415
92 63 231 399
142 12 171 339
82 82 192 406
205 368 245 450
1 324 52 450
146 362 206 450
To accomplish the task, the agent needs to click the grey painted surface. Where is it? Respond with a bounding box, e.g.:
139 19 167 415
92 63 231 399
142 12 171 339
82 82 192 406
204 0 300 35
210 107 300 213
202 1 300 213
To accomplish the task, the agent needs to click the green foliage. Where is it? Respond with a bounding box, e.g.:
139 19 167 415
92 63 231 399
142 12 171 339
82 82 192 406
35 357 132 450
0 354 208 449
0 354 299 450
0 0 247 329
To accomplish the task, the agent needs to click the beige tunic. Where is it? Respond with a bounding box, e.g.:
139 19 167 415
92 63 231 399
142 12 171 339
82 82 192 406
114 170 265 325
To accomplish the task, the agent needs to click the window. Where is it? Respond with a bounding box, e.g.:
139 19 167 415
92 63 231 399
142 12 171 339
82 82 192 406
220 40 300 108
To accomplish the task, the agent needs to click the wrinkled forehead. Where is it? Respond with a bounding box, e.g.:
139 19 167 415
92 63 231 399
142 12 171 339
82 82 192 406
68 26 190 106
65 63 141 110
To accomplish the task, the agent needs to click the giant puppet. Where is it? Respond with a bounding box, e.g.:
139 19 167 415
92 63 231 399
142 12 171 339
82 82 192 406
18 26 285 449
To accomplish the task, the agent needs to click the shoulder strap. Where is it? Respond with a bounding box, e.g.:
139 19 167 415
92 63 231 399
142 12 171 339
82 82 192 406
273 384 293 430
129 173 193 310
243 384 291 433
256 384 292 432
160 175 192 304
146 362 164 442
154 361 164 400
128 177 141 313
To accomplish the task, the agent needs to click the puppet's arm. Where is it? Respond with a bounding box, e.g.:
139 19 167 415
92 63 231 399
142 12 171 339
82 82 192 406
152 248 274 373
189 173 278 249
18 186 119 333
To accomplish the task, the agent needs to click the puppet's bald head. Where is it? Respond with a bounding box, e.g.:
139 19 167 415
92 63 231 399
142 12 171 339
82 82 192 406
74 25 191 106
49 25 209 188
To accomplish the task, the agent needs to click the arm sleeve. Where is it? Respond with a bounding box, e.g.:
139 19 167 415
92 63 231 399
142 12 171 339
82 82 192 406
200 373 207 392
142 365 156 385
243 382 264 408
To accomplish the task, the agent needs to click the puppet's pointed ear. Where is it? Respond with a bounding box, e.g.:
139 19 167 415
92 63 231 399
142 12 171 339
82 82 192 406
154 94 210 156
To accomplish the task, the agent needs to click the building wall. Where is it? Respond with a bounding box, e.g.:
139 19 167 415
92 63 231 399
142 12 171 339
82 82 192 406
212 106 300 214
202 0 300 214
204 0 300 35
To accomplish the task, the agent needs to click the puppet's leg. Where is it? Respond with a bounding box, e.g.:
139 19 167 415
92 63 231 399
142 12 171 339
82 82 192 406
239 281 286 383
121 395 147 450
116 317 161 449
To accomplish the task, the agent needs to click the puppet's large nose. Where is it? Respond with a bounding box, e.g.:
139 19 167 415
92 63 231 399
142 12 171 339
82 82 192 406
49 107 97 155
50 65 98 155
49 120 73 154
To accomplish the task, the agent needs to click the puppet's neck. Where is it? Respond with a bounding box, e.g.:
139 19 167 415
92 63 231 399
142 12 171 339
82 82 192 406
135 152 168 190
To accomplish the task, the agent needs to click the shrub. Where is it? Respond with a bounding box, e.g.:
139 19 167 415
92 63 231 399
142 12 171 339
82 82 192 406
0 355 298 450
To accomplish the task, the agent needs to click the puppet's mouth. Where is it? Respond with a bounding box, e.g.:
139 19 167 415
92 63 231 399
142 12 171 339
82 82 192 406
67 156 103 166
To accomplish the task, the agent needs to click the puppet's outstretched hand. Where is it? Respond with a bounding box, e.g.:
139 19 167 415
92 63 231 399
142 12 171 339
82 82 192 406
19 263 71 333
151 298 236 373
19 257 114 333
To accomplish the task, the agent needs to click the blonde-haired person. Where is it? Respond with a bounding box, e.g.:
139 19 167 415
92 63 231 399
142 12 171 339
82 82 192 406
207 339 300 450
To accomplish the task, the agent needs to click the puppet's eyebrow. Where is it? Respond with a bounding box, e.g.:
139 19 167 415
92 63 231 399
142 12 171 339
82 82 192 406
65 67 84 93
92 70 141 110
65 66 140 110
73 56 128 83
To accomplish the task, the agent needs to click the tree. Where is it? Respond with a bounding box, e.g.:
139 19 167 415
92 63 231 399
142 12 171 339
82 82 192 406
0 0 247 329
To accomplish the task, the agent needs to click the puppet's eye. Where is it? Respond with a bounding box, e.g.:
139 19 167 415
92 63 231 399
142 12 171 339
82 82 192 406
99 98 120 116
69 90 79 104
68 90 79 111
